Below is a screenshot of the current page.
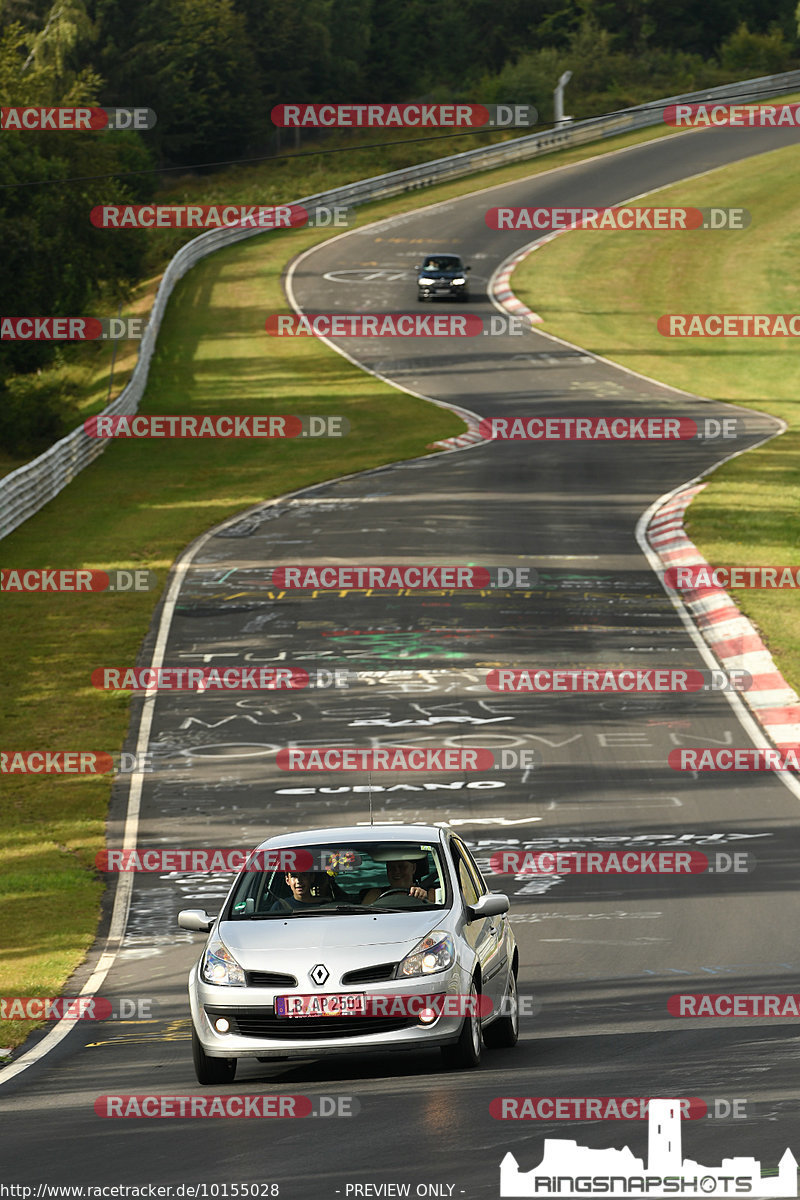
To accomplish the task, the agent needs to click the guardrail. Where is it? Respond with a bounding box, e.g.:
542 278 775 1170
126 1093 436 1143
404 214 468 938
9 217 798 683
3 69 799 541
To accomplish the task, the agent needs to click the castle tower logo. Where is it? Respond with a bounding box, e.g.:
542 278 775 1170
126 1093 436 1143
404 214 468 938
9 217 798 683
500 1099 797 1197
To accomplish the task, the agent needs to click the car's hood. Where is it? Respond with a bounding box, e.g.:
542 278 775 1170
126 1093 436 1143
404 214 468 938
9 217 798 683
219 911 444 956
419 269 461 278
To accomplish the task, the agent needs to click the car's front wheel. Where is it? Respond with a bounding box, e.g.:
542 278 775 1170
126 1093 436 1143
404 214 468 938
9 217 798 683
192 1026 237 1085
440 977 482 1069
483 966 519 1048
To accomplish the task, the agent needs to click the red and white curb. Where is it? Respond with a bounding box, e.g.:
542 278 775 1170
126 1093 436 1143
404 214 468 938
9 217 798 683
647 484 800 748
493 249 545 328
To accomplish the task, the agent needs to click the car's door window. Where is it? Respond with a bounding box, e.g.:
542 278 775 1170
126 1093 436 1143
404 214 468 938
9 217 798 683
454 838 488 896
450 840 481 905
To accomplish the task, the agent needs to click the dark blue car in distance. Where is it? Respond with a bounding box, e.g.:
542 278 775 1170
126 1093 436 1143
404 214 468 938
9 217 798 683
417 253 471 301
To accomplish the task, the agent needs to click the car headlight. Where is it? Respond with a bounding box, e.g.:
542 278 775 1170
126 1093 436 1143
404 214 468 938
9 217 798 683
451 276 466 286
419 277 435 284
398 931 454 978
201 939 246 987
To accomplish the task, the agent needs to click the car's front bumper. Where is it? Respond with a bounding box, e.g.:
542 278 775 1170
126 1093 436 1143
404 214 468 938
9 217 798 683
189 963 470 1058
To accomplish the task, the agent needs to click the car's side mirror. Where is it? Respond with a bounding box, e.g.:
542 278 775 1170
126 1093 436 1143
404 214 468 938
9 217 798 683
466 893 509 922
466 265 471 271
178 909 213 932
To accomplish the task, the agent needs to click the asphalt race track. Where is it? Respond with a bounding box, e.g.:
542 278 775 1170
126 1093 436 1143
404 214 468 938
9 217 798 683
3 123 800 1197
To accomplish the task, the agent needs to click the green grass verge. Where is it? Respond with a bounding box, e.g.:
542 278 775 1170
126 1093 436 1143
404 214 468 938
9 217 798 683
1 111 792 1050
511 139 800 693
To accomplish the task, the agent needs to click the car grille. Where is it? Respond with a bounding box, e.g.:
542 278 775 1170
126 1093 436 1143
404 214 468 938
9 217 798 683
205 1006 414 1040
245 971 297 988
340 962 397 985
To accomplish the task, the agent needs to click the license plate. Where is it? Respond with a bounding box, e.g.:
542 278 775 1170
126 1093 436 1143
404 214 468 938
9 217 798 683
275 993 366 1017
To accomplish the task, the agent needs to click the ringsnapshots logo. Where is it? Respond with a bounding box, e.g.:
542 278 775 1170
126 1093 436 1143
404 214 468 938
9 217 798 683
478 416 745 441
665 101 800 127
271 102 537 128
84 415 348 438
498 1098 798 1196
90 204 347 229
486 207 750 231
1 317 145 340
265 313 528 337
1 106 156 130
1 568 156 592
271 565 537 590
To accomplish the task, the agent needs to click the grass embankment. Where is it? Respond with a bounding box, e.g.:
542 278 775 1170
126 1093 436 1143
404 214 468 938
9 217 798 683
511 140 800 691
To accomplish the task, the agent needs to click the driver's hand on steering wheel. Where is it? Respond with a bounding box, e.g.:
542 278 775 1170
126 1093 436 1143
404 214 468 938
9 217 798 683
408 886 427 900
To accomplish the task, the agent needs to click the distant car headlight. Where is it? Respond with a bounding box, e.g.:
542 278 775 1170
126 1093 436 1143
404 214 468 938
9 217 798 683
201 939 246 987
451 276 467 286
419 277 436 284
398 931 454 978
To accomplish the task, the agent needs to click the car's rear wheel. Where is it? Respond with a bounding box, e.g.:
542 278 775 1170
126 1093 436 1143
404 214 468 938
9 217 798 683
483 966 519 1048
440 977 482 1069
192 1026 237 1084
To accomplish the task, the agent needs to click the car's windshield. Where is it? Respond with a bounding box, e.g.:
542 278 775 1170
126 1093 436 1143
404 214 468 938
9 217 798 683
422 256 461 271
226 840 448 919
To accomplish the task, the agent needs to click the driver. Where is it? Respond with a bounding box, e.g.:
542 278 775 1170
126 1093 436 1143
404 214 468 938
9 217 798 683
361 858 433 905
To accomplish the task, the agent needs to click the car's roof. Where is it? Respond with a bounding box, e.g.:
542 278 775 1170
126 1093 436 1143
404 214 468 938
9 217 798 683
255 824 446 849
423 252 461 258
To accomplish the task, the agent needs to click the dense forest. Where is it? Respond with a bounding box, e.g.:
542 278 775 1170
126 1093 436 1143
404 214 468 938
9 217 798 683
1 0 798 450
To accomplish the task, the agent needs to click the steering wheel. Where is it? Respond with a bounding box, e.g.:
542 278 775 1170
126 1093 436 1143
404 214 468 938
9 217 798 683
377 888 427 903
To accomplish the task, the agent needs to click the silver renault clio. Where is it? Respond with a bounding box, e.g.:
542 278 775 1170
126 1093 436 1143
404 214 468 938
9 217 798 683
178 824 518 1083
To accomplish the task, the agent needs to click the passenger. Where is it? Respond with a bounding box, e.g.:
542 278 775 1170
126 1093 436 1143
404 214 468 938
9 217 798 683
270 870 332 911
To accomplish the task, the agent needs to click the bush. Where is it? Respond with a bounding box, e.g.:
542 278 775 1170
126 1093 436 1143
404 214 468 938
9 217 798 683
719 22 794 75
0 372 80 457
